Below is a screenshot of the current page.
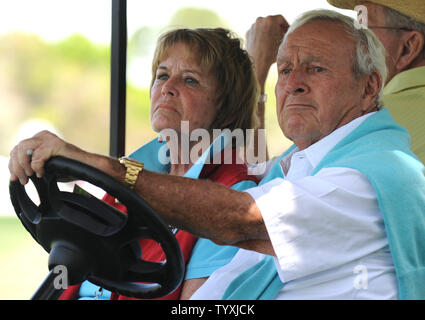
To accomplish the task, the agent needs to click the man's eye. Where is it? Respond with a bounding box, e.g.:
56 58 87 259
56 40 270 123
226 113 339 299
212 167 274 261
156 74 168 81
281 68 291 75
313 66 325 72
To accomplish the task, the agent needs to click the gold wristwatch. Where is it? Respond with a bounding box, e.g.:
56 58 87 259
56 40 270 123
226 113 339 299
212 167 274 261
118 157 144 189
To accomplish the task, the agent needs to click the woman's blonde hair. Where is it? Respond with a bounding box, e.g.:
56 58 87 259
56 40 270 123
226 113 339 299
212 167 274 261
151 28 259 135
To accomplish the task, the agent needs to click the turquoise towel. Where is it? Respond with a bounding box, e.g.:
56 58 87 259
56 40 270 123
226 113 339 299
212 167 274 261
222 255 282 300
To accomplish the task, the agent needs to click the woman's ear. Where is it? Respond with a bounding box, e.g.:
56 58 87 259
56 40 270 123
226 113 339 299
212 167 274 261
396 30 425 71
362 70 383 113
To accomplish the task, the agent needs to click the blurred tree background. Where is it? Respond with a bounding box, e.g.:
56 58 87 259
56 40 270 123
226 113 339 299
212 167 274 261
0 32 111 155
0 7 234 158
0 6 285 159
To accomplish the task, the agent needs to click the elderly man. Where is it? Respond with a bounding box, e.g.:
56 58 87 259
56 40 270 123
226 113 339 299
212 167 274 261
250 0 425 163
9 10 425 299
189 10 425 300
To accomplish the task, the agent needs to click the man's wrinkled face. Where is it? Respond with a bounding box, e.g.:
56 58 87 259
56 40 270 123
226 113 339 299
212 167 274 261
275 20 369 150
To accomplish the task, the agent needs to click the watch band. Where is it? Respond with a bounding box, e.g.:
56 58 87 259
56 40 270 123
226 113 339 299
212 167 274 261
118 157 144 189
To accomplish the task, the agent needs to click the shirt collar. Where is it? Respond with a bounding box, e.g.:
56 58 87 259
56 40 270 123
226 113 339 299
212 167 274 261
383 66 425 95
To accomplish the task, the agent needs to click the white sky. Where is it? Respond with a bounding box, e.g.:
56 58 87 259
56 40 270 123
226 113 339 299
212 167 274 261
0 0 356 43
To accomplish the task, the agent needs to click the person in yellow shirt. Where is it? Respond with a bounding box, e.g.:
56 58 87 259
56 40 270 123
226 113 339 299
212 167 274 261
246 1 425 162
328 1 425 163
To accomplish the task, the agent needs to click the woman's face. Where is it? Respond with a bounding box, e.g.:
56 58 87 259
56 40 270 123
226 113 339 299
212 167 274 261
150 42 218 135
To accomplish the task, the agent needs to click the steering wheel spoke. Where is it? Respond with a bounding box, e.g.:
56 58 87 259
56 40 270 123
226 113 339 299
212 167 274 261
56 192 127 236
125 259 167 283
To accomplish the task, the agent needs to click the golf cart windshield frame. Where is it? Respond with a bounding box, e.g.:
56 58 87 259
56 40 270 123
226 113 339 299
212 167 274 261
110 0 127 159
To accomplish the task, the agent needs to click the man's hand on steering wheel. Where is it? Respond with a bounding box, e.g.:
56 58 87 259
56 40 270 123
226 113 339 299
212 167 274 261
9 130 121 185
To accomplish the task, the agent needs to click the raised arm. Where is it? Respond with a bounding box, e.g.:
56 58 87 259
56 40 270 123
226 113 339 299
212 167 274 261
246 15 289 95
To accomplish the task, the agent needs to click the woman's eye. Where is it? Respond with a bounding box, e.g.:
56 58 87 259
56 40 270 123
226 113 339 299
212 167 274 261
280 68 291 75
185 77 199 85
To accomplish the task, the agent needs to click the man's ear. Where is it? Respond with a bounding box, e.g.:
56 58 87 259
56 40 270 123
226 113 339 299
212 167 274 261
362 70 383 113
396 30 425 71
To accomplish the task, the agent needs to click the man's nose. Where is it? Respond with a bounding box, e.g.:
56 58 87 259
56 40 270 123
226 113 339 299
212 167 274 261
285 70 309 95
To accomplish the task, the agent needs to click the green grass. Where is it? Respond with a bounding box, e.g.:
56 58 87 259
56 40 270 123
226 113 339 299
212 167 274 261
0 216 31 255
0 216 49 300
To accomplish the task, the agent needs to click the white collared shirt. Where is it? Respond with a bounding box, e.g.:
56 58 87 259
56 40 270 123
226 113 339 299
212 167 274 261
191 113 398 300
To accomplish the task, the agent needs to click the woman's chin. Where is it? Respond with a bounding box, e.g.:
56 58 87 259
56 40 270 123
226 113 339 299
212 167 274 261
151 118 180 134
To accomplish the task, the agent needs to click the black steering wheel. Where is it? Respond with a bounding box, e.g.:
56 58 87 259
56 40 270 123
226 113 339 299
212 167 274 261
9 156 184 299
